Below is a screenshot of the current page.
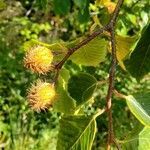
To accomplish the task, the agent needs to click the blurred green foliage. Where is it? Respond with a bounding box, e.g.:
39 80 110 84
0 0 149 149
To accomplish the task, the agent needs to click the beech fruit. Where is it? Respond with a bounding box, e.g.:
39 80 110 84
24 46 53 74
27 80 56 111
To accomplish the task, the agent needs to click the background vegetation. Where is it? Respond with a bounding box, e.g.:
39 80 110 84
0 0 149 149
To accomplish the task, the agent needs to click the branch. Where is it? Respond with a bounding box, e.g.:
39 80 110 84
106 27 120 150
54 26 107 83
105 0 124 150
54 0 124 149
55 26 107 70
55 0 124 71
110 0 124 25
106 27 116 150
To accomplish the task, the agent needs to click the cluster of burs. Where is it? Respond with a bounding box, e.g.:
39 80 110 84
24 45 56 112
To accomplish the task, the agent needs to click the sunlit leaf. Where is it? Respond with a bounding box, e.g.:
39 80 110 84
120 126 150 150
125 92 150 127
138 127 150 150
53 70 76 114
59 68 70 84
96 0 110 5
104 1 116 14
70 37 108 66
121 122 143 150
115 35 137 70
23 39 67 52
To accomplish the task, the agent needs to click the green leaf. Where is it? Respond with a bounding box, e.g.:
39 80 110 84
36 0 48 10
67 73 97 106
57 114 97 150
78 7 90 24
73 0 90 23
70 37 108 66
53 0 71 15
0 0 6 10
125 23 150 80
125 92 150 127
54 72 97 113
23 39 50 51
23 39 66 51
48 42 68 62
138 127 150 150
59 68 70 84
73 121 96 150
121 126 150 150
74 0 87 9
53 73 76 114
119 121 143 150
121 124 143 150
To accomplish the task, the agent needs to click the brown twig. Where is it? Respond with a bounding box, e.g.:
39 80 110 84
105 1 124 150
105 27 116 150
54 0 124 149
55 26 107 70
105 29 116 150
114 89 127 99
